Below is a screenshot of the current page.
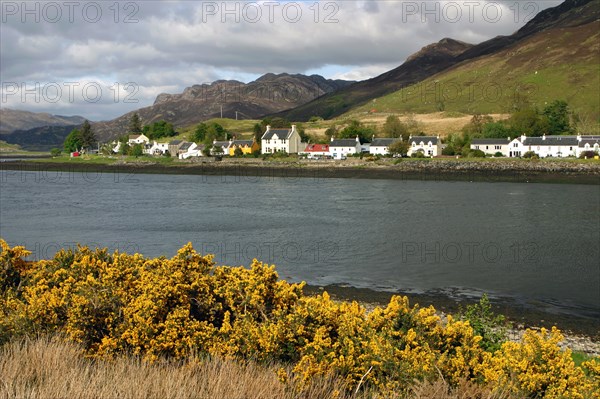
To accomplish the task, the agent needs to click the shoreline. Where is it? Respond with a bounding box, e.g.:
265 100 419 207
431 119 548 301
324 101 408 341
303 284 600 355
2 158 600 184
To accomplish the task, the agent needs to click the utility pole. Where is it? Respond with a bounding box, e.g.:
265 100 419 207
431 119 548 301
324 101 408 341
220 105 223 119
235 111 238 120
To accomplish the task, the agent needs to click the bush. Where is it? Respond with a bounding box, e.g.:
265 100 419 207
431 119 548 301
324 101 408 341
442 146 456 156
458 294 509 353
466 149 486 158
494 152 504 157
1 240 597 398
579 150 598 159
522 151 539 159
50 148 62 157
411 150 426 158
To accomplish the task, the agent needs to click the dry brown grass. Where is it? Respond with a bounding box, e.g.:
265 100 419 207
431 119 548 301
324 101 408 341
0 336 352 399
0 337 523 399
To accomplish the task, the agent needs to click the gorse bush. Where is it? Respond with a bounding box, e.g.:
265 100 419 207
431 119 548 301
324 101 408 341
1 239 598 398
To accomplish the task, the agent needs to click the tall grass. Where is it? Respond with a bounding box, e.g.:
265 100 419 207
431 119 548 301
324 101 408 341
0 337 517 399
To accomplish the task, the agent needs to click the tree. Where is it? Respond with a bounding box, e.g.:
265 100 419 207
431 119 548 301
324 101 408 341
463 114 493 137
382 115 409 139
129 113 142 135
80 120 96 150
202 145 212 157
338 120 375 143
131 144 144 157
508 108 548 137
191 123 208 143
483 122 513 139
253 123 263 143
543 100 573 135
145 120 176 139
324 126 338 140
63 128 83 153
233 147 243 157
119 143 130 156
387 140 409 157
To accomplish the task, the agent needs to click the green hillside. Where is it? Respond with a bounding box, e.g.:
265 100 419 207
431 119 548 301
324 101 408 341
351 22 599 121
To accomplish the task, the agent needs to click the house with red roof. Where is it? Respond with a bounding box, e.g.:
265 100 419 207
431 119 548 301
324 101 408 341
300 143 331 159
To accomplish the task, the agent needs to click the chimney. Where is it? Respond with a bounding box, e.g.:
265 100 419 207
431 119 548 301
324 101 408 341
213 139 217 145
356 135 360 143
331 136 334 142
542 134 546 140
291 124 296 132
372 134 375 141
521 134 526 143
266 125 271 131
577 134 582 142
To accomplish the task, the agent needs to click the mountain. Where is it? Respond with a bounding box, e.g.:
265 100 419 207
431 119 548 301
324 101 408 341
350 0 600 119
0 108 85 135
278 0 599 121
276 38 474 121
92 74 354 140
1 125 79 151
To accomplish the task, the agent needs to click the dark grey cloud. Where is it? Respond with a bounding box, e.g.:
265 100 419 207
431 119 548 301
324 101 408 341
0 0 563 120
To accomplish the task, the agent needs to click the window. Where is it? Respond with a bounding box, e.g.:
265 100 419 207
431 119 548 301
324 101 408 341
486 146 489 150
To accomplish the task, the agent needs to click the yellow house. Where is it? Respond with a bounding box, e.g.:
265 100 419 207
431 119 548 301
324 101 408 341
229 139 260 156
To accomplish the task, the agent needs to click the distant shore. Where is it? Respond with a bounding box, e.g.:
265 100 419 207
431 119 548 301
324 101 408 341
2 157 600 184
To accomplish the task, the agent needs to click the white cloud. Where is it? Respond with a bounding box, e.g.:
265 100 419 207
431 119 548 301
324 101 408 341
0 0 564 120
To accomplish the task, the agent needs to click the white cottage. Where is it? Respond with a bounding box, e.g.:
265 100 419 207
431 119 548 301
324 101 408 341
128 134 150 145
470 138 511 157
408 135 441 157
369 138 401 156
577 136 600 157
507 134 595 158
330 136 361 159
261 125 303 154
144 141 169 156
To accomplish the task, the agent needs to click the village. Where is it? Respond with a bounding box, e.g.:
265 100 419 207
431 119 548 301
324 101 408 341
117 124 600 161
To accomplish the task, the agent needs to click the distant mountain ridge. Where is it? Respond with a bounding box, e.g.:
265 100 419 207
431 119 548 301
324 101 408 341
277 0 599 121
0 108 85 134
92 73 354 140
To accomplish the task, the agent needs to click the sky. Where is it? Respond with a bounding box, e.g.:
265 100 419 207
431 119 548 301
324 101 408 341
0 0 563 121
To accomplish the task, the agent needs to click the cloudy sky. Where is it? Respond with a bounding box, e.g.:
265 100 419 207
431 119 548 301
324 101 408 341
1 0 562 121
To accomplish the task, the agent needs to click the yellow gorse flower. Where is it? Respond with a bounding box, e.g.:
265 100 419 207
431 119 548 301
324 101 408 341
0 239 597 397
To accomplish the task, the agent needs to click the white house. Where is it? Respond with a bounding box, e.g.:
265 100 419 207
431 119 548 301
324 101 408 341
369 138 400 156
144 141 169 156
128 134 150 145
212 140 231 156
261 125 303 154
577 136 600 157
408 135 442 157
470 138 512 157
180 143 205 159
300 144 331 159
330 136 361 160
507 134 595 158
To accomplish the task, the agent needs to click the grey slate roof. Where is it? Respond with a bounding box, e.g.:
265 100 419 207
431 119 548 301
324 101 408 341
179 142 193 151
169 140 183 146
232 140 254 146
330 139 359 147
523 136 579 146
371 138 399 147
262 129 292 140
471 138 511 145
579 138 600 148
213 141 230 148
410 136 438 145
